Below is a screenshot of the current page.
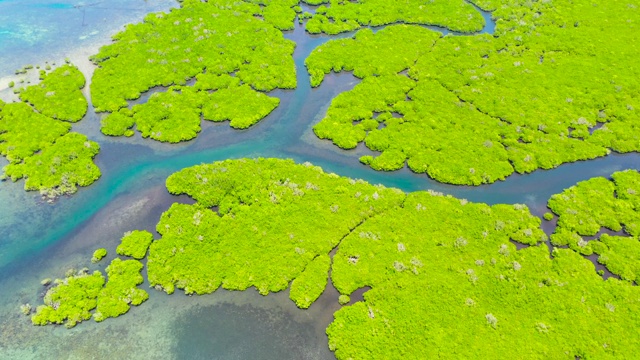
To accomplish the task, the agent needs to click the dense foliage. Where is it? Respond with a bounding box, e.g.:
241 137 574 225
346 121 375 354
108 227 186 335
154 160 640 358
100 82 280 143
100 108 136 137
149 158 404 295
28 159 640 358
548 170 640 282
31 258 148 327
325 190 640 359
0 66 100 197
119 87 205 143
4 133 101 198
289 254 331 309
306 0 640 185
16 0 640 354
31 272 105 328
0 102 70 163
304 0 484 35
18 64 88 122
329 243 640 358
116 230 154 260
94 259 149 322
306 26 440 87
201 83 280 129
92 248 108 263
91 0 297 142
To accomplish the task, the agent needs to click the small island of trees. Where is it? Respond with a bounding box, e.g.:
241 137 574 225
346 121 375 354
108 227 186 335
90 0 297 143
0 63 100 199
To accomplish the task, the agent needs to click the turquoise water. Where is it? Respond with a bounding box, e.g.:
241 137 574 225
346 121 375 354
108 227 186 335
1 2 639 358
0 0 175 73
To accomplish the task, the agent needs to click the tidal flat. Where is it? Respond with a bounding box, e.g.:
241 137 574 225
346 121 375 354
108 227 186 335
2 0 640 358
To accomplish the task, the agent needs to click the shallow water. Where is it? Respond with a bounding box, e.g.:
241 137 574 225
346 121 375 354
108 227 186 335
0 2 639 359
0 0 176 75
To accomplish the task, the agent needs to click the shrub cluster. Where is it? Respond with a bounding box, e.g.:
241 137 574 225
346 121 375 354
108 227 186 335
18 64 88 122
4 133 101 197
27 159 640 358
305 0 484 35
31 271 105 328
94 258 149 322
116 230 154 260
306 0 640 185
91 0 297 142
92 248 108 263
148 158 405 295
289 254 331 308
31 258 148 327
0 65 100 198
548 170 640 282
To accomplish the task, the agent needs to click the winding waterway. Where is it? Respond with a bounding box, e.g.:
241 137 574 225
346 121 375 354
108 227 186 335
1 0 640 358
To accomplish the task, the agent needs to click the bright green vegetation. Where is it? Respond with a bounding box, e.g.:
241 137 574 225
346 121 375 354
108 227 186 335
289 254 331 309
307 0 640 185
304 0 484 35
3 133 101 198
0 102 70 163
307 26 514 184
314 74 415 150
337 294 349 305
92 248 107 263
148 160 640 357
547 170 640 282
18 64 88 122
260 0 300 31
31 258 148 327
306 26 440 88
100 108 136 137
0 64 100 197
148 158 405 295
91 0 297 142
93 259 149 322
32 271 105 328
117 230 154 260
298 11 312 24
202 83 280 129
101 81 279 143
118 87 204 143
326 193 640 358
29 159 640 358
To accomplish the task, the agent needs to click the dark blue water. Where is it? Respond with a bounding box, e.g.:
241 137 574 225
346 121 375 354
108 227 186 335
0 2 638 358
